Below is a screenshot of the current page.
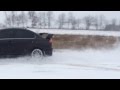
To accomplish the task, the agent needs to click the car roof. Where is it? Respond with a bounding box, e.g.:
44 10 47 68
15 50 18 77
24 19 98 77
1 28 28 31
0 28 36 33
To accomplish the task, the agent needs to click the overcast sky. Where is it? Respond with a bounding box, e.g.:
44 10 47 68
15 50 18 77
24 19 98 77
0 11 120 23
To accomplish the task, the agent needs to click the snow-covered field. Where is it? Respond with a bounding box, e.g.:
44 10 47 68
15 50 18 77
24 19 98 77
0 28 120 79
29 28 120 37
0 46 120 79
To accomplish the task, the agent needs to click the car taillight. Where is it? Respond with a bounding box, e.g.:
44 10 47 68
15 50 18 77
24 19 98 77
49 38 53 44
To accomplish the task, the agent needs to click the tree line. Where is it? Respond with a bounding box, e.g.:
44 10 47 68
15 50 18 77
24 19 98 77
2 11 120 31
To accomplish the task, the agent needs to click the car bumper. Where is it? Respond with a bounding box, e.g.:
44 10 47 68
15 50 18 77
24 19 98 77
44 48 53 56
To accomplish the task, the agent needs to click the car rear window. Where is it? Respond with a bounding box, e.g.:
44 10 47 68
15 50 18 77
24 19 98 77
14 29 35 38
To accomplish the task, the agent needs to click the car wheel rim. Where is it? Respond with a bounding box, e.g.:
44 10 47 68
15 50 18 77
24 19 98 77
31 49 43 58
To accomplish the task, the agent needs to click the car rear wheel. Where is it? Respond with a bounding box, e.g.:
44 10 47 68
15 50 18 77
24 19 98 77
31 49 43 58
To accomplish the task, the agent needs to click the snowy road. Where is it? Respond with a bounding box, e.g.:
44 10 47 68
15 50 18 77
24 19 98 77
0 47 120 79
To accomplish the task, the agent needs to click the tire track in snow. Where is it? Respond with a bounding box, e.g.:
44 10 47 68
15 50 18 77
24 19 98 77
64 64 120 72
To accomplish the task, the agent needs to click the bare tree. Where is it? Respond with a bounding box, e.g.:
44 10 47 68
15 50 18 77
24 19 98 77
32 16 38 28
76 19 81 29
16 14 21 27
111 19 117 26
11 11 16 27
71 18 77 30
57 13 66 29
28 11 37 27
28 11 35 19
19 11 28 27
4 11 12 27
46 11 53 28
93 16 99 30
67 12 74 29
38 12 43 28
37 12 48 29
110 18 117 30
4 11 18 27
42 12 47 28
4 11 8 19
83 15 95 30
99 15 107 30
4 16 12 27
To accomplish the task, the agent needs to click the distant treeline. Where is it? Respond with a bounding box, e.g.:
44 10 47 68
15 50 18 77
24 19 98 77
0 11 120 31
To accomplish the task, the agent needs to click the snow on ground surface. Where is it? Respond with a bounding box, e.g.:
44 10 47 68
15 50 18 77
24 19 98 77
29 28 120 37
0 28 120 79
0 46 120 79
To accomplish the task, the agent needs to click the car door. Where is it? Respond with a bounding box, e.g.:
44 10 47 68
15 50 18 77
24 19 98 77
0 30 14 56
11 29 36 55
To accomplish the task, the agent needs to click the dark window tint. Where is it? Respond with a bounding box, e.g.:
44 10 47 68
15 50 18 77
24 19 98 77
14 29 35 38
0 30 14 38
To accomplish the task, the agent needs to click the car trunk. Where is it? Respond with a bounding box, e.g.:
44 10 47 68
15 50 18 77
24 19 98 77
39 33 54 44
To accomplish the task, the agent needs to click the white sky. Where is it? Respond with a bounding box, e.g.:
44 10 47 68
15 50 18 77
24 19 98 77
0 11 120 23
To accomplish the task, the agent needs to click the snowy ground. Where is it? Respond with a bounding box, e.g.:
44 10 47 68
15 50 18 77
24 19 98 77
0 28 120 79
0 46 120 79
29 28 120 37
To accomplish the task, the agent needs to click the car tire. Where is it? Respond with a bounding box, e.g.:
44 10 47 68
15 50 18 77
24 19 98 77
31 49 43 58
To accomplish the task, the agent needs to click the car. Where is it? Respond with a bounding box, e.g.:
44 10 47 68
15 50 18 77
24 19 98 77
0 28 53 58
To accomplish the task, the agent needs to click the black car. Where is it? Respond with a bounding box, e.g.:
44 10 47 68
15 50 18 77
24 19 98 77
0 28 53 58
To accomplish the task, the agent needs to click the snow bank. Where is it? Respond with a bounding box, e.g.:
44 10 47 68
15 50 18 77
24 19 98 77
29 28 120 37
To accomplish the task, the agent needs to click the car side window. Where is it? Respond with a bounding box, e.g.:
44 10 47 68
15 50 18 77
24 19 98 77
14 29 35 38
0 30 14 39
